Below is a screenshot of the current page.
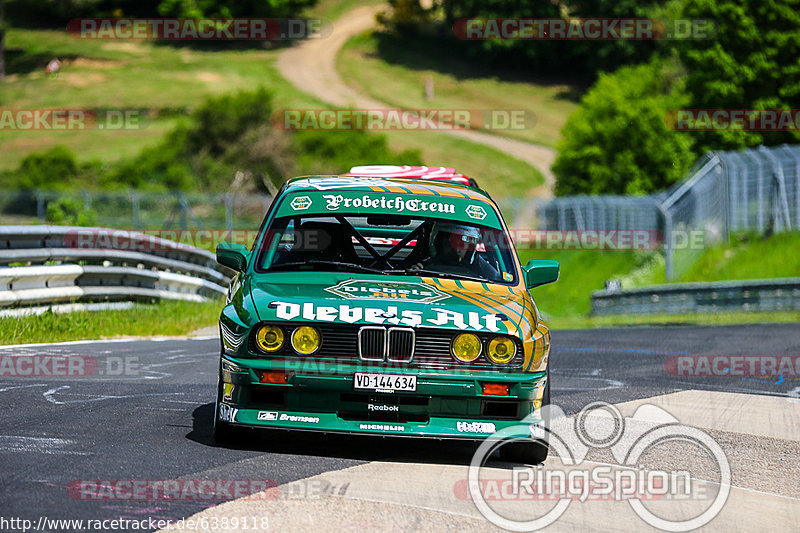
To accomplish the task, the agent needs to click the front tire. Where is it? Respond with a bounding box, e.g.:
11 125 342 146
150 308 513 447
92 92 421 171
212 360 237 445
500 371 551 464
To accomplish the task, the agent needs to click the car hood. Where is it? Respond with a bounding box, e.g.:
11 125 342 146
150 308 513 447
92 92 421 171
248 272 534 336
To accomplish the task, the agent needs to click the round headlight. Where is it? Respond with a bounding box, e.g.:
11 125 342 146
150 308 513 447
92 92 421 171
452 333 482 362
486 336 516 364
255 325 284 353
291 326 321 355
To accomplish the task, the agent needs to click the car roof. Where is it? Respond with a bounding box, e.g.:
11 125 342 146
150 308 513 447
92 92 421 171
347 165 479 188
283 175 493 202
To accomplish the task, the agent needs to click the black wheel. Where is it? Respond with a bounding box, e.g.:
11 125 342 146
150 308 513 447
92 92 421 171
500 371 551 464
212 360 237 445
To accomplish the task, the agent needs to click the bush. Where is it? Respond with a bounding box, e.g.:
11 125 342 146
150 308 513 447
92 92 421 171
10 146 79 190
553 60 695 196
45 197 98 226
186 87 273 157
112 88 277 191
6 89 425 194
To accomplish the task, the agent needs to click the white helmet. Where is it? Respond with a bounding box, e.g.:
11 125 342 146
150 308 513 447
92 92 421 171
430 222 481 261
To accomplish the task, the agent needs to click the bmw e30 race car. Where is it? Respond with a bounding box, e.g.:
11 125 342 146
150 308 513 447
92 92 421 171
213 166 559 463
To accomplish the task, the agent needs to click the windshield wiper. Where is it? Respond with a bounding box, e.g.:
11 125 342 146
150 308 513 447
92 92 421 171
266 260 388 275
400 268 488 283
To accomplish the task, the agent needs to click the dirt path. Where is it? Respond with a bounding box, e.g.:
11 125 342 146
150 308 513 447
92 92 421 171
277 5 557 197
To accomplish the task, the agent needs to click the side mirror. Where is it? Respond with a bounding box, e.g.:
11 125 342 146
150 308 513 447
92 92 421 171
216 242 250 272
522 259 559 289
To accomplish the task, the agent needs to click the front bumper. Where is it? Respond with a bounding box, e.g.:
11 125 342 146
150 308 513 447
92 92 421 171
218 356 547 439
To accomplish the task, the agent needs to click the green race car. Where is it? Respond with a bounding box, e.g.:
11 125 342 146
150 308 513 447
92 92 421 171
213 168 558 462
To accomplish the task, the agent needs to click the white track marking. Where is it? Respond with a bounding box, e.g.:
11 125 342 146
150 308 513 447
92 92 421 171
0 436 90 455
0 383 48 393
43 385 190 405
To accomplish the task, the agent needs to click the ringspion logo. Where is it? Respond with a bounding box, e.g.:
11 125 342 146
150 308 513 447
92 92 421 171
465 402 730 531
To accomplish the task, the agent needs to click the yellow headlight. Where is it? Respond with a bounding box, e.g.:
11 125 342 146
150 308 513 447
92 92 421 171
291 326 321 355
255 325 284 353
487 336 516 364
452 333 482 362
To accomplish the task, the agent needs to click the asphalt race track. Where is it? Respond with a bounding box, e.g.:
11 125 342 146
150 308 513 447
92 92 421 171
1 324 798 531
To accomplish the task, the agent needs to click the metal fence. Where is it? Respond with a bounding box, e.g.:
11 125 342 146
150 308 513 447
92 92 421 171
661 144 800 278
0 225 232 316
2 144 798 281
522 144 800 280
592 278 800 316
0 190 273 231
537 196 662 233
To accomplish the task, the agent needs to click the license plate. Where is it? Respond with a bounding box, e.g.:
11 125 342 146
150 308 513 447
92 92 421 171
354 373 417 393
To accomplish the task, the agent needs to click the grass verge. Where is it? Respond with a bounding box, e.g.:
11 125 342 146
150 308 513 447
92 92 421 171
379 129 544 197
0 299 223 345
677 231 800 282
337 31 579 149
520 248 648 319
306 0 383 21
616 231 800 287
520 235 800 329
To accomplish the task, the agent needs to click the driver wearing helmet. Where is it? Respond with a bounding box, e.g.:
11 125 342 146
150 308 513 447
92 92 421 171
409 222 499 280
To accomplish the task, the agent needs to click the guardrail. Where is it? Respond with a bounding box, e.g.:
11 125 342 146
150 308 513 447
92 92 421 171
591 278 800 316
0 225 233 316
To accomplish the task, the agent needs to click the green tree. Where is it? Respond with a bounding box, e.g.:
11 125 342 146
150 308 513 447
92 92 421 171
677 0 800 150
564 0 676 75
440 0 561 72
553 61 695 195
437 0 682 77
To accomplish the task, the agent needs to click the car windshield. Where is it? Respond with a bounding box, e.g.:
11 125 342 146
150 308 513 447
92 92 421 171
256 214 517 284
